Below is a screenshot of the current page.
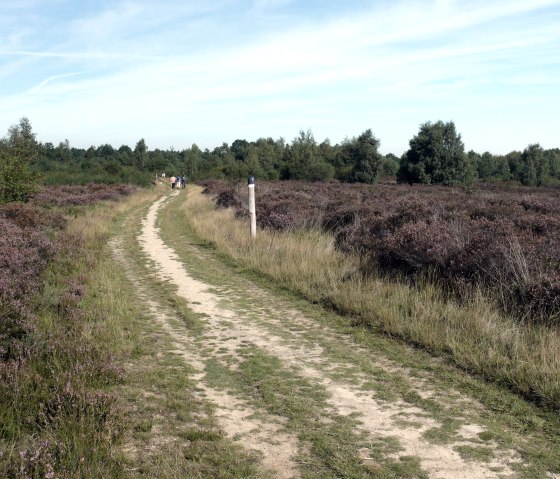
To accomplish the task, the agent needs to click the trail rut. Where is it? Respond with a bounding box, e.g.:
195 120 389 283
124 191 523 478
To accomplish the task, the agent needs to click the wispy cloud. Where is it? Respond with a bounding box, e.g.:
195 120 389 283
1 0 559 154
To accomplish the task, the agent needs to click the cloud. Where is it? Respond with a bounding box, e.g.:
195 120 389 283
1 0 559 153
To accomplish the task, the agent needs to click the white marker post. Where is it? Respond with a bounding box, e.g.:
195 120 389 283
248 175 256 239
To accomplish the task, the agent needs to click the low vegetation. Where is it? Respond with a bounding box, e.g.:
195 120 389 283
202 180 560 325
1 183 273 478
189 183 560 410
0 184 136 477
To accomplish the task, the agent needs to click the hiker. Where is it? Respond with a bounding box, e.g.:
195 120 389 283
181 175 186 189
170 175 176 189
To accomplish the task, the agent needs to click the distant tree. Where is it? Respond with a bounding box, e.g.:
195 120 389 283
118 145 133 166
182 144 203 180
494 156 512 181
97 143 116 159
56 139 72 163
397 120 474 186
380 153 399 177
0 117 39 203
283 130 322 180
103 159 122 175
254 138 281 180
231 139 250 162
306 161 335 181
243 146 265 179
338 129 383 183
319 139 337 166
348 129 383 183
134 139 148 169
477 151 496 179
505 151 523 182
519 144 546 186
544 148 560 180
146 150 169 173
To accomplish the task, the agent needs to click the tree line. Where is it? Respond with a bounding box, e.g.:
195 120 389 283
2 117 560 203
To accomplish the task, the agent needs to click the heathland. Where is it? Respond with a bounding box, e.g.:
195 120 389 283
1 180 560 478
200 180 560 410
1 117 560 477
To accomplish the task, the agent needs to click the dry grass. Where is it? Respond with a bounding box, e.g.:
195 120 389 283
182 186 560 410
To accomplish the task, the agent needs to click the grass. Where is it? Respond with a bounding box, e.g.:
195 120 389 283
156 185 560 478
0 191 151 478
124 187 432 477
0 184 267 479
204 347 429 479
16 182 553 477
112 187 266 478
454 445 495 463
177 186 560 412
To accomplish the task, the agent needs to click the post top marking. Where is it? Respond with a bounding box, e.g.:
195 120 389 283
248 175 255 185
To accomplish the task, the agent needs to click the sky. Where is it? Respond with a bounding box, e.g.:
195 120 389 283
1 0 559 155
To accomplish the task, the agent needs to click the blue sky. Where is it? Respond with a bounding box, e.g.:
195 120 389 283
1 0 559 155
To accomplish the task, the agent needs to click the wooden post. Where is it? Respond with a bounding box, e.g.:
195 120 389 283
248 176 256 239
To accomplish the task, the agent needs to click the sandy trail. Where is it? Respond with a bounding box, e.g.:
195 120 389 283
134 192 521 479
112 236 300 479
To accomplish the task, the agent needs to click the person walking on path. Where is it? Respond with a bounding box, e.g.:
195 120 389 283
170 176 177 189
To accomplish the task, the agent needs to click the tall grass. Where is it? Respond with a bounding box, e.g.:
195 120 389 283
181 187 560 411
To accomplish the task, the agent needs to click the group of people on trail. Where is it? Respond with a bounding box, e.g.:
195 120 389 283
170 175 186 190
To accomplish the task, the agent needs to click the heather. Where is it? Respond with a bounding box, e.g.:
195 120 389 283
185 184 560 410
0 186 136 477
31 183 137 207
0 203 64 359
201 180 560 324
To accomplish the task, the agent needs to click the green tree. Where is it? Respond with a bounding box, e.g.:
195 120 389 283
254 138 281 180
118 145 133 166
134 138 148 169
380 153 399 177
544 148 560 180
519 144 546 186
146 149 171 173
231 139 250 162
56 139 72 163
505 151 523 182
494 156 512 181
336 130 383 183
182 144 203 181
0 118 39 203
283 130 322 180
397 120 474 186
306 161 335 181
347 129 383 183
243 146 265 179
476 151 496 179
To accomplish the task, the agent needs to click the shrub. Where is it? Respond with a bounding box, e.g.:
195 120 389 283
200 180 560 324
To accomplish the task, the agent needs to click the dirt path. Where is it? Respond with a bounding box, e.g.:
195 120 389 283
123 191 525 478
112 235 300 479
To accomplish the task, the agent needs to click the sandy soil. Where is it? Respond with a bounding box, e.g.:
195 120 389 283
112 236 300 479
125 191 523 478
